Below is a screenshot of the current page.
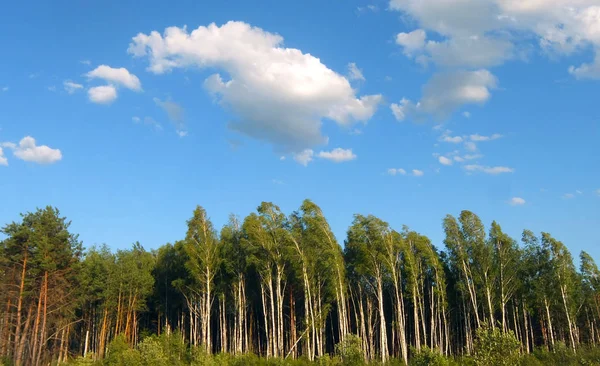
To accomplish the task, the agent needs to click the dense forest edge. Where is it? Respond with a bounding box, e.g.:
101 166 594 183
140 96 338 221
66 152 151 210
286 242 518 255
1 201 600 365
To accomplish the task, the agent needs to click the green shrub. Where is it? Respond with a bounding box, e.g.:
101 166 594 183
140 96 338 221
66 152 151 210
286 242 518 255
409 347 451 366
138 335 169 366
104 335 142 366
472 326 521 366
335 334 363 365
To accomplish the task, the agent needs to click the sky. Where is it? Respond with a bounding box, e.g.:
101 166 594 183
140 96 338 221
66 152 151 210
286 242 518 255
0 0 599 261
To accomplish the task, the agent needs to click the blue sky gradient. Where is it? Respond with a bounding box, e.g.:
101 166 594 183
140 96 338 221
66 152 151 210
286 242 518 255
1 0 598 261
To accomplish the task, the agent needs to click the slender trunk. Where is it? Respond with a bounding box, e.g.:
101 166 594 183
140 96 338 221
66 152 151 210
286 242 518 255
13 252 28 358
544 297 555 348
15 303 34 366
560 285 577 351
376 273 389 363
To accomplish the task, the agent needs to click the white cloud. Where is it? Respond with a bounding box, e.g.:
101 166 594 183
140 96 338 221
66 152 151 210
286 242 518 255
293 149 314 166
63 80 83 94
347 63 365 81
464 141 478 152
80 60 91 65
133 116 163 131
463 153 483 160
470 133 503 141
128 21 382 152
88 85 117 104
570 55 600 79
3 136 62 164
387 168 407 176
464 164 514 174
154 97 186 135
563 193 575 199
576 190 583 195
438 156 453 165
0 148 7 166
454 156 465 162
86 65 142 91
391 70 497 121
47 86 57 92
412 169 424 176
396 29 427 56
441 135 463 143
317 148 357 163
1 86 8 92
509 197 526 206
390 0 600 79
462 111 471 118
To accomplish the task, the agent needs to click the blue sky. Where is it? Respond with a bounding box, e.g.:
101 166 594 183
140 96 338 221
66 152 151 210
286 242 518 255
1 0 599 261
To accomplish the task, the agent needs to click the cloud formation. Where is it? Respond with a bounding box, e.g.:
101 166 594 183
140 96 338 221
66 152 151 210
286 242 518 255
390 0 600 119
438 156 453 165
128 21 382 152
317 148 357 162
86 65 142 91
387 168 407 176
2 136 62 164
464 164 514 174
154 97 186 135
347 63 365 81
0 148 7 166
509 197 526 206
63 81 83 94
391 70 497 121
88 85 117 104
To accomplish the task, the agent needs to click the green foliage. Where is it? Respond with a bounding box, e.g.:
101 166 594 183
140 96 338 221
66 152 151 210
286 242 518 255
409 347 451 366
104 335 142 366
335 334 363 365
472 326 521 366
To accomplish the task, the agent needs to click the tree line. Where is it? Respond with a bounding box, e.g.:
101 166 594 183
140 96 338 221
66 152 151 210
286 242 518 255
0 201 598 365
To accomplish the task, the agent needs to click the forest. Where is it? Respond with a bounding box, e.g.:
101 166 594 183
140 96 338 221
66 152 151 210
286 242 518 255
1 201 599 366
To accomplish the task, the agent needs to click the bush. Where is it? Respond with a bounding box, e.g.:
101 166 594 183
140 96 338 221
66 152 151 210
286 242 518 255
138 336 169 366
335 334 363 366
409 347 451 366
472 326 521 366
104 335 142 366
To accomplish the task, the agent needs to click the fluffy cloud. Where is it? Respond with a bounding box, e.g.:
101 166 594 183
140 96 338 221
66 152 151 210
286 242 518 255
569 55 600 80
391 70 497 121
390 0 600 121
317 148 357 162
63 81 83 94
464 164 514 174
387 168 407 176
154 97 186 135
470 133 503 141
86 65 142 91
396 29 427 56
509 197 526 206
293 149 314 166
0 148 7 166
88 85 117 104
438 156 453 165
2 136 62 164
128 21 382 152
390 0 600 75
347 63 365 81
464 141 478 152
412 169 424 176
441 135 463 143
